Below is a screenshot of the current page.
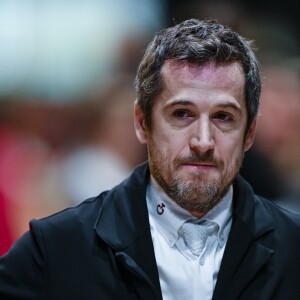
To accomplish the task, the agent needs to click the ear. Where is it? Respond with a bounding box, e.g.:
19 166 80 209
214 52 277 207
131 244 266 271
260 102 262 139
244 118 257 151
134 101 148 144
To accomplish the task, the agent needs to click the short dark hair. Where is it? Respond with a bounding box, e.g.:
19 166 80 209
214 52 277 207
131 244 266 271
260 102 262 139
134 19 261 133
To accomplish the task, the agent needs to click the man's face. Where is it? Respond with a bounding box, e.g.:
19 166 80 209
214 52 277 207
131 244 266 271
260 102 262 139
135 61 256 217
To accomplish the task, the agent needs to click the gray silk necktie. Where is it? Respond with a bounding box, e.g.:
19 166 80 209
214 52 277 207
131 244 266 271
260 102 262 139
178 221 209 256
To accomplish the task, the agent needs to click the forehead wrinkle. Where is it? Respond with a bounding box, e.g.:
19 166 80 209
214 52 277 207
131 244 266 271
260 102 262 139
161 60 245 89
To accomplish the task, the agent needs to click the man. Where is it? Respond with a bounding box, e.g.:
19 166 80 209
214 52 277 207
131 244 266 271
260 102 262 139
0 19 299 300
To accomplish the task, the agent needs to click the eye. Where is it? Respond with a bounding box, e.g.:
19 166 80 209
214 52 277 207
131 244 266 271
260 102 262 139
173 109 193 119
214 112 233 122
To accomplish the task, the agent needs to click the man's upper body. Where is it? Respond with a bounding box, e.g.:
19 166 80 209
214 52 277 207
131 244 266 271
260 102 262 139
0 162 300 300
1 19 300 299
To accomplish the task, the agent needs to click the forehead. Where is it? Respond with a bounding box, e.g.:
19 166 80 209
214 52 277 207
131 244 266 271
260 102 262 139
156 60 246 113
161 60 245 89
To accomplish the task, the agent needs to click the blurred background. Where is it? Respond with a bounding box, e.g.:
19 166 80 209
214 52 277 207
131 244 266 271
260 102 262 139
0 0 299 255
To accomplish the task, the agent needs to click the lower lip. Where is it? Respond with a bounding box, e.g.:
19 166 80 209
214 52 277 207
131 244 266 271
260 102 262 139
182 164 216 170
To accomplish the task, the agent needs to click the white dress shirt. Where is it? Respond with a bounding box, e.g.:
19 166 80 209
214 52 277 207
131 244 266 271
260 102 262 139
146 177 233 300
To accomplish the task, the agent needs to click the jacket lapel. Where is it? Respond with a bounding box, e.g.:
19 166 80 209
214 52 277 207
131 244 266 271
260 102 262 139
213 175 275 299
94 163 162 300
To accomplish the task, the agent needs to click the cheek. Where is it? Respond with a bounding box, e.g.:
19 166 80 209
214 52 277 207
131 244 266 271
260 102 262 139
153 127 188 154
216 135 245 162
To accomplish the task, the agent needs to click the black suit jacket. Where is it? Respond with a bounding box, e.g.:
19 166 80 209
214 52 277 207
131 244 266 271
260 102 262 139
0 162 300 299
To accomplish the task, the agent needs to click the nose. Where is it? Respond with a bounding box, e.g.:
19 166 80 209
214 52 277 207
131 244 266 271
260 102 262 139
189 117 215 153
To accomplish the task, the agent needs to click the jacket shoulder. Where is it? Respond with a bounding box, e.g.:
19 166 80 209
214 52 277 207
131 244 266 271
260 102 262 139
254 194 300 230
30 193 107 238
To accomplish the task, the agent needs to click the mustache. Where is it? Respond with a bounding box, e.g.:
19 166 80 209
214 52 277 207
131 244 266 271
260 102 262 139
175 151 223 167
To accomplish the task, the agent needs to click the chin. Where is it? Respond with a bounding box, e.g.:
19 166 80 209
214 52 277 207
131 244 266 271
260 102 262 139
181 172 220 184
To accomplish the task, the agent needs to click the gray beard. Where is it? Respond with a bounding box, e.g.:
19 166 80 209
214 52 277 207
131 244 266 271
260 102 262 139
153 171 227 215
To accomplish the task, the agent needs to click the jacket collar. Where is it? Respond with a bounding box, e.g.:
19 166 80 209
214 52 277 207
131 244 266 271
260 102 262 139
95 166 274 249
213 175 275 299
94 162 151 250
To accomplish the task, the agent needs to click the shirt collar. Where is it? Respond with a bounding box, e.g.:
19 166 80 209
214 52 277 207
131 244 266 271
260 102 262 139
146 176 233 248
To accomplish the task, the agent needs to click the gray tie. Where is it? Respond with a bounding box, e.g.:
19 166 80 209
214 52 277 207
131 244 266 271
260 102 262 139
178 221 209 256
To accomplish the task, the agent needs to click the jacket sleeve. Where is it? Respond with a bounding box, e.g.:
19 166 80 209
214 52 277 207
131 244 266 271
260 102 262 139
0 221 47 299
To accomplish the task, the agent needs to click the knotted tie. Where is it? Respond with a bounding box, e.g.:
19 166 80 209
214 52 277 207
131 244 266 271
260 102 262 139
178 221 209 256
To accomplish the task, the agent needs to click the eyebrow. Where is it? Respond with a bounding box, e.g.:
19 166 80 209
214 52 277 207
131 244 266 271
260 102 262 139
217 101 242 112
164 99 195 108
164 99 242 113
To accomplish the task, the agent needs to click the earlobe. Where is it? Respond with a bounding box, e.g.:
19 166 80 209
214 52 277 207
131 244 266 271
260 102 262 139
244 118 257 151
134 101 148 144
